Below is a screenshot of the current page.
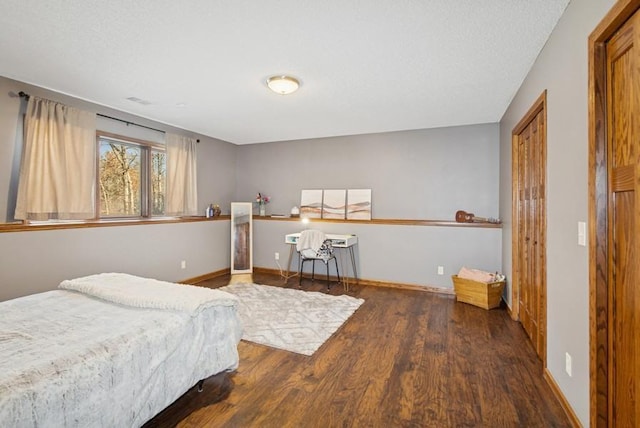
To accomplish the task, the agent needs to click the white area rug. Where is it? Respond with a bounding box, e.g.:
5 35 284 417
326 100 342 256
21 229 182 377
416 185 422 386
219 283 364 356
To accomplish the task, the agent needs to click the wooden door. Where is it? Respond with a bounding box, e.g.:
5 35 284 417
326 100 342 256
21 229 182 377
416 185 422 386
590 3 640 424
512 92 547 361
605 12 640 426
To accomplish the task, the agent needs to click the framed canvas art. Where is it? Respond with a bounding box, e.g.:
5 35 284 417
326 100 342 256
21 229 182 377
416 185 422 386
346 189 372 220
300 189 323 219
322 189 346 219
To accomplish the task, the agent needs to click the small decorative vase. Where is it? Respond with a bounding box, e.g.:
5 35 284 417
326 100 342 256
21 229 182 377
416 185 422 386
259 205 266 216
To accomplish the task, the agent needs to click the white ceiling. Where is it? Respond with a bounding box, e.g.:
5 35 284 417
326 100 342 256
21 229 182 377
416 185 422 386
0 1 569 145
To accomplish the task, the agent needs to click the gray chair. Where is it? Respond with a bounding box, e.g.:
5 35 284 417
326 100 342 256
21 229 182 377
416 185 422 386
296 230 340 289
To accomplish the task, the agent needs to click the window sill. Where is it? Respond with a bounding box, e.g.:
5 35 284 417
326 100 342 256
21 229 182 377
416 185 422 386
0 215 230 233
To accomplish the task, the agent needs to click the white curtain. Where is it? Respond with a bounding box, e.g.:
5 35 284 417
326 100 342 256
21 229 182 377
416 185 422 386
15 96 96 220
166 133 198 216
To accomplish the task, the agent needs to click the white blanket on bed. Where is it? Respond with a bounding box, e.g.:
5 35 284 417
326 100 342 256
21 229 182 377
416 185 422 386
1 287 242 428
59 272 238 313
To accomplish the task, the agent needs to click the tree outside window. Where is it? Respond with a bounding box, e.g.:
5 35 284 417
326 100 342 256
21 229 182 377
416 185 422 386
151 150 166 216
98 135 165 218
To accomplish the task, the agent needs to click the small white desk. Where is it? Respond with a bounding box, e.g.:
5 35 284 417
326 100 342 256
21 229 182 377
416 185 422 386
284 233 359 289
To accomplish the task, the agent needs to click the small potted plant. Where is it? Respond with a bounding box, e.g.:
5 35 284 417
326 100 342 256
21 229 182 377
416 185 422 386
256 193 270 216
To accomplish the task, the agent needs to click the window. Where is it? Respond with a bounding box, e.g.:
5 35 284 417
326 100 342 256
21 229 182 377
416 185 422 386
97 133 166 218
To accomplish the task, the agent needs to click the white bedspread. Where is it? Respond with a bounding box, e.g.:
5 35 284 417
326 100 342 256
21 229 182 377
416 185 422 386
0 281 242 428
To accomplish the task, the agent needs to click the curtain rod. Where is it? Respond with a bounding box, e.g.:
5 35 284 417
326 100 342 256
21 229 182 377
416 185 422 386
18 91 200 143
96 113 166 135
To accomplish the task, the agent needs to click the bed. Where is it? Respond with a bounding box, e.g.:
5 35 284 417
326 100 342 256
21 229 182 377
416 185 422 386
0 273 242 428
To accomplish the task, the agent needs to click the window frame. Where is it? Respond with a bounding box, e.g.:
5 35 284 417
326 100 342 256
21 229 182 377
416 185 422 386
96 131 166 220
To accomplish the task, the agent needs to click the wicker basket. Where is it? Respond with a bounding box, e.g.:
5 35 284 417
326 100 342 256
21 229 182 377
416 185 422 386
451 275 505 310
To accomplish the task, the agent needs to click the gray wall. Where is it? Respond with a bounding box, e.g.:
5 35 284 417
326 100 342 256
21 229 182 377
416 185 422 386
498 0 615 424
253 219 501 289
238 124 502 288
236 124 500 220
0 221 231 301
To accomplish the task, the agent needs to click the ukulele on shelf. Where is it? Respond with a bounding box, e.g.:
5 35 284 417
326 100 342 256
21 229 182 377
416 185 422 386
455 210 501 224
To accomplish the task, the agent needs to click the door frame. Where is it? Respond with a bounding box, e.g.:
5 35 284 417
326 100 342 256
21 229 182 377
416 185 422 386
511 90 547 365
589 1 640 426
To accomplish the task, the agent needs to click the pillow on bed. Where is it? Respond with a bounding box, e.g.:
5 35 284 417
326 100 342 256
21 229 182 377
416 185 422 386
59 273 238 314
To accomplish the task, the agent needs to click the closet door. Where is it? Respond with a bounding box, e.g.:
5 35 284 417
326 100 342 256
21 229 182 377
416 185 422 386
513 93 547 360
518 124 533 340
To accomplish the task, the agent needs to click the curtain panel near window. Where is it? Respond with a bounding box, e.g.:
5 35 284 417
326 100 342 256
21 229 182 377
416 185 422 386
165 133 198 216
14 97 96 220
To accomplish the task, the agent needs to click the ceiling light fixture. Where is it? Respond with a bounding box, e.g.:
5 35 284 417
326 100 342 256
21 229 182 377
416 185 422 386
266 75 300 95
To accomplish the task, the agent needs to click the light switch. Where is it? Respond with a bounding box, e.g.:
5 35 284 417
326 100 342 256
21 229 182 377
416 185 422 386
578 221 586 247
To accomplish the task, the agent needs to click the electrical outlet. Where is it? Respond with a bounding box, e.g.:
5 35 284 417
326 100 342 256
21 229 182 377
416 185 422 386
565 352 572 377
275 252 280 260
437 266 444 275
181 260 186 269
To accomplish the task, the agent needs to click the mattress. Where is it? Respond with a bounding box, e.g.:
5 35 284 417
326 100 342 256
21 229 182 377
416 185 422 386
0 285 242 427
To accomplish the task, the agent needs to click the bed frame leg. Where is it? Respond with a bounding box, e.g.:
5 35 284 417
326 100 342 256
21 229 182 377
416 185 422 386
197 379 204 392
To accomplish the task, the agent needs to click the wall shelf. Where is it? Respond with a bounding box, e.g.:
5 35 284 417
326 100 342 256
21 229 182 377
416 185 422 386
254 216 502 228
0 214 502 233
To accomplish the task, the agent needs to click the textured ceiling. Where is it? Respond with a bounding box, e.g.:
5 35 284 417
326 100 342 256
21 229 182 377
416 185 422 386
0 1 569 144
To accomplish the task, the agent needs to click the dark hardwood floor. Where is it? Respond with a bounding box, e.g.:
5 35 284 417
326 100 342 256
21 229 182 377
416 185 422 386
147 272 570 427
